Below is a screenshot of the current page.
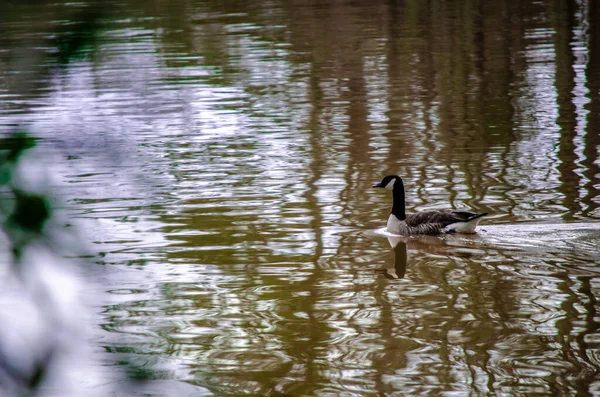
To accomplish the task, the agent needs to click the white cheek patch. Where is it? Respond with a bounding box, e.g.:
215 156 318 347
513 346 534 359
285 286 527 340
385 179 396 189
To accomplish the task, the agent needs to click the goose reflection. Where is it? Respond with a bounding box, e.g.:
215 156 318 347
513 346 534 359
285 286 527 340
379 234 481 280
381 237 407 279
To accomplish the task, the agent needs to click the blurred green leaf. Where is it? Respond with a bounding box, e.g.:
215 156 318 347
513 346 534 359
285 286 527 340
27 347 56 391
0 164 10 186
8 190 50 233
54 8 103 63
0 132 38 164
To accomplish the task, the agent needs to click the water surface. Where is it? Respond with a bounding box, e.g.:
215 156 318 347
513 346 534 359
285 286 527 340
1 0 600 395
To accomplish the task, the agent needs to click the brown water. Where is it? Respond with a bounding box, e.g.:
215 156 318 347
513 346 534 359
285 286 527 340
1 0 600 395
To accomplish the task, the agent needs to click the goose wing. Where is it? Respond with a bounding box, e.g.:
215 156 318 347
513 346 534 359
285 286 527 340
405 209 480 228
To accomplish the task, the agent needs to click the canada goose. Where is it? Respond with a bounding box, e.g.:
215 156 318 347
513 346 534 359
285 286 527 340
373 175 487 235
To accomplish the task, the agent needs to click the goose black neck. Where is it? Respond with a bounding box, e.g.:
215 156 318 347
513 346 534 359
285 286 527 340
391 180 406 220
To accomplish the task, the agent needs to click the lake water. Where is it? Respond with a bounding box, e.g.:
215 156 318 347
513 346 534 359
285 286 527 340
1 0 600 396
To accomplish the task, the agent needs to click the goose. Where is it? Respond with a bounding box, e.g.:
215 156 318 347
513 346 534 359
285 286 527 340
372 175 487 235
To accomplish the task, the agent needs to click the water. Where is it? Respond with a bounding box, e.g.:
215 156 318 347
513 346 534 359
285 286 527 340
1 0 600 395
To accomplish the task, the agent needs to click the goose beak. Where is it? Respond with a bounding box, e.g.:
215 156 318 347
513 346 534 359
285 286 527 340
372 182 384 188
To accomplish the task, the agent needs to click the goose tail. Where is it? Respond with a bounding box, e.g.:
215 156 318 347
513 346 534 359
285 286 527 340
445 212 488 234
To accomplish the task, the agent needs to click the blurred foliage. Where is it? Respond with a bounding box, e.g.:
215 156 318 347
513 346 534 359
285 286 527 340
0 2 161 395
53 8 104 64
0 136 158 393
8 190 50 235
0 133 56 395
0 133 37 164
0 133 50 262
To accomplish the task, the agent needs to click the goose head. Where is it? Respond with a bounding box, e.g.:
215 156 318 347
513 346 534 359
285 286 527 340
372 175 402 190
